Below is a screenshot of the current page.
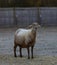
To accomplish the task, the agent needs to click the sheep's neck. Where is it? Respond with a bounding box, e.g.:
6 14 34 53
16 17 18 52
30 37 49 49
32 28 36 34
31 29 36 39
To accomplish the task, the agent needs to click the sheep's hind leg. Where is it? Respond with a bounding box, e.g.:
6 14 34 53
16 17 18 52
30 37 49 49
31 46 34 59
14 45 17 57
20 47 22 57
27 47 30 59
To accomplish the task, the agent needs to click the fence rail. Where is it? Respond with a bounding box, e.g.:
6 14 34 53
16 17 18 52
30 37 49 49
0 7 57 27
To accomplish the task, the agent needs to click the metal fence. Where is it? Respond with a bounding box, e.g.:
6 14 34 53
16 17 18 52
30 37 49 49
0 7 57 27
15 8 38 27
40 7 57 26
0 8 14 27
0 8 38 27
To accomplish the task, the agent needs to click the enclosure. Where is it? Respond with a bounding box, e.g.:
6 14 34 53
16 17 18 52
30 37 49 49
0 7 57 65
0 27 57 65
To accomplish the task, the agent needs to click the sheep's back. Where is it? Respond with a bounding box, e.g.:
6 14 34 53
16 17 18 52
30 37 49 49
14 29 32 45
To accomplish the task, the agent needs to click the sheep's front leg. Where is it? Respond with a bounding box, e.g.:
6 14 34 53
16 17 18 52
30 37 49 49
31 46 34 59
14 45 17 57
20 47 22 57
27 47 30 59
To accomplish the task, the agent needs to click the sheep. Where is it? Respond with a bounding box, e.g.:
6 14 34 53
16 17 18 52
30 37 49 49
14 22 40 59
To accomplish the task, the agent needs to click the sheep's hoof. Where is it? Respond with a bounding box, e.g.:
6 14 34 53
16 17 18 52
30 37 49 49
14 56 17 57
20 55 23 57
31 57 34 59
14 55 17 57
28 57 30 59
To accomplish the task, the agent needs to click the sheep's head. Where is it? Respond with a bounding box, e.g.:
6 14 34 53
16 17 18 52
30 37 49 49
32 22 40 29
27 22 40 35
27 22 40 29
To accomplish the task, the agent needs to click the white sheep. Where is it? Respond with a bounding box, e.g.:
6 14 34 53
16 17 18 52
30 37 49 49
14 22 40 59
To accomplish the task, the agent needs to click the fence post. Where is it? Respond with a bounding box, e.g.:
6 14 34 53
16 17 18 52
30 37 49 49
37 7 41 25
13 7 17 26
13 0 17 27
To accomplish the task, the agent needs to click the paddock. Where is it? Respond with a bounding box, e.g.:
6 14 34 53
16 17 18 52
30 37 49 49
0 27 57 65
0 7 57 65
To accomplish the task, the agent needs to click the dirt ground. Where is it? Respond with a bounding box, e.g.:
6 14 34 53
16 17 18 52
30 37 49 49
0 27 57 65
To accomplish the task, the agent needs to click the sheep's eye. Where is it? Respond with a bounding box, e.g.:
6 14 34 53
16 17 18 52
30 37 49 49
35 27 37 30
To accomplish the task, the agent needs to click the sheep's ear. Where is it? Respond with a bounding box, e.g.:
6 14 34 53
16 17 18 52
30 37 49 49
32 22 38 26
27 25 32 29
38 25 41 27
33 22 41 28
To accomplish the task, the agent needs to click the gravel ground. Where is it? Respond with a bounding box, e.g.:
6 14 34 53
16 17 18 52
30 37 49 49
0 27 57 65
0 55 57 65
